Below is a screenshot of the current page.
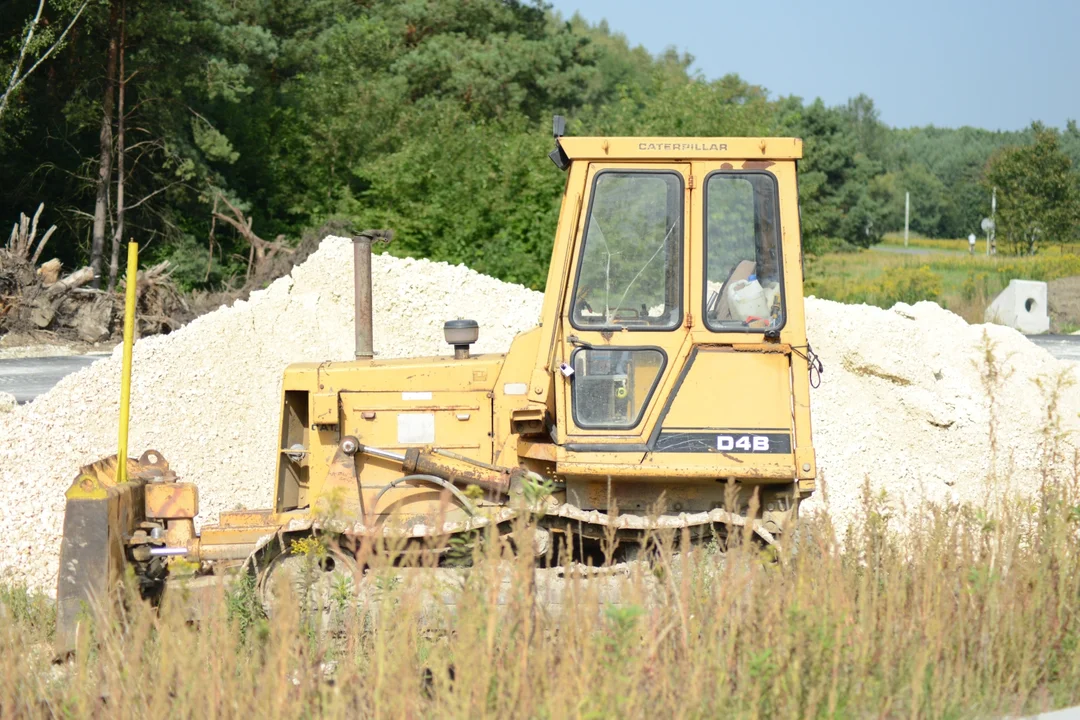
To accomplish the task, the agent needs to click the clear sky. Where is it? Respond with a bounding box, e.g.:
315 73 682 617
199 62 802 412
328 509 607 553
547 0 1077 131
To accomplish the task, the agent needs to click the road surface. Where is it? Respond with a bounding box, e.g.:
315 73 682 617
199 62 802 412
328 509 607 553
1026 335 1080 363
0 354 106 404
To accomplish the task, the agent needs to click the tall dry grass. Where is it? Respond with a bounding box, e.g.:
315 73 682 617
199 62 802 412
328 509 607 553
3 354 1080 718
1 478 1079 719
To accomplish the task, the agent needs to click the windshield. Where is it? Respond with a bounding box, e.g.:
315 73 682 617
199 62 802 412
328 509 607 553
704 172 784 332
571 171 682 330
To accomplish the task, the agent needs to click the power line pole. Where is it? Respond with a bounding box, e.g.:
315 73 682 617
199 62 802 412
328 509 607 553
904 191 910 248
991 187 997 255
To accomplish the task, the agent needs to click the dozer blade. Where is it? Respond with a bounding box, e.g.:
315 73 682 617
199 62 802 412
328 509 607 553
54 451 170 656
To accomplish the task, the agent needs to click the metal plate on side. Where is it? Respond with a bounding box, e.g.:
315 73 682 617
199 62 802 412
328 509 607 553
397 413 436 444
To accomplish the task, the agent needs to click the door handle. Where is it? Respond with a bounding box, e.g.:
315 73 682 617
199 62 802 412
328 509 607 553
567 334 594 349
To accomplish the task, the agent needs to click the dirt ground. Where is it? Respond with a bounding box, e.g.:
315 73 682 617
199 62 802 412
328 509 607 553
1047 276 1080 332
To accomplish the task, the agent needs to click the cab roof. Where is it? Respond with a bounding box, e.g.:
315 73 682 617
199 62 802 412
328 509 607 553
558 136 803 161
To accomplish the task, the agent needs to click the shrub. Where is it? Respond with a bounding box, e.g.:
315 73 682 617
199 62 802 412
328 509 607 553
876 264 942 305
807 264 942 309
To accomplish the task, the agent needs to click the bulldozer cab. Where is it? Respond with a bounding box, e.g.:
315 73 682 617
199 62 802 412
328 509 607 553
542 136 814 487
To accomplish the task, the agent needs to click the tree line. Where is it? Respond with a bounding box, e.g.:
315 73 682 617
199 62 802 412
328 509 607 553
2 0 1079 293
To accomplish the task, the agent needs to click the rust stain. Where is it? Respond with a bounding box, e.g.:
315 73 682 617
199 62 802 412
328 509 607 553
218 508 278 528
145 482 198 519
742 160 775 170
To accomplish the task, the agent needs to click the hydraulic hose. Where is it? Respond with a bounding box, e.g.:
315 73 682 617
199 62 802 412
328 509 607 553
372 474 477 517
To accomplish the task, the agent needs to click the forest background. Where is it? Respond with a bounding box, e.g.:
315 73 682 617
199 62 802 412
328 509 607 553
3 0 1079 295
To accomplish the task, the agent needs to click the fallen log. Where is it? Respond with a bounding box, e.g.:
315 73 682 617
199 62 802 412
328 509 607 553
45 267 94 297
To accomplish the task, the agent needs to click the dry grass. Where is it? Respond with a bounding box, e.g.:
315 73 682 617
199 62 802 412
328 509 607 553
1 476 1079 719
4 358 1080 718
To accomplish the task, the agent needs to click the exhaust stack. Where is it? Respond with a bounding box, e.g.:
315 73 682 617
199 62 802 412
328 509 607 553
352 230 393 360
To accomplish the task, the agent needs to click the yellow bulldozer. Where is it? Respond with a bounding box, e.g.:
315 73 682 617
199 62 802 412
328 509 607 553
55 119 819 652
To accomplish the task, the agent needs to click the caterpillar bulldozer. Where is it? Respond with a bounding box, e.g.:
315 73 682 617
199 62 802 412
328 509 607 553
55 120 819 652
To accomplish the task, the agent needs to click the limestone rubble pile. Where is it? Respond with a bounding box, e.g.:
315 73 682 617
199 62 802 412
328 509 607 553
801 298 1079 531
0 237 543 591
1 236 1077 593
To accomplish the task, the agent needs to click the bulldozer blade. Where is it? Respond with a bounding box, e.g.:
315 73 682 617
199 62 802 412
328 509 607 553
54 457 149 656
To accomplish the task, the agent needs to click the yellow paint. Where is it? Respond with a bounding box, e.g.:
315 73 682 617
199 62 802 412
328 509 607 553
558 137 803 161
311 392 338 424
116 242 138 485
65 472 111 501
661 351 792 430
145 482 199 519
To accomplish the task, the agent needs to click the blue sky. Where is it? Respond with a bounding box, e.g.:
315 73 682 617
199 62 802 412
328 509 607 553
547 0 1077 131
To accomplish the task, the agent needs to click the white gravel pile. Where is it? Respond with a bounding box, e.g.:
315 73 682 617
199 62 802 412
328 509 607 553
804 298 1080 532
1 236 1077 594
0 237 542 592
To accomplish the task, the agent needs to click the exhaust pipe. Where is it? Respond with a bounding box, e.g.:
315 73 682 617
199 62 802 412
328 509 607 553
352 230 393 360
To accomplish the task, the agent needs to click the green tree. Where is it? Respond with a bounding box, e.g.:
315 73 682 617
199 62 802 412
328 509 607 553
885 162 947 237
777 97 893 250
0 0 89 130
7 0 1076 297
887 125 1029 238
984 122 1080 255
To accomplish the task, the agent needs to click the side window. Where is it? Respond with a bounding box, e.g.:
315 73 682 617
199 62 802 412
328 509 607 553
571 172 682 330
704 173 784 332
571 348 665 429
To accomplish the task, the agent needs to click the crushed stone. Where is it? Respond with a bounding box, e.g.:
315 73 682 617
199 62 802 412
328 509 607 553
802 298 1080 534
0 237 542 592
2 236 1078 593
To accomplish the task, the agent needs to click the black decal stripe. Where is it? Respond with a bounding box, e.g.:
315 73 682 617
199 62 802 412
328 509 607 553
661 426 790 432
645 346 698 450
654 431 793 454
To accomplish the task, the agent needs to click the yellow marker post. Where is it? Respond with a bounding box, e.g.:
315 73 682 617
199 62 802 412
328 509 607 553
116 242 138 485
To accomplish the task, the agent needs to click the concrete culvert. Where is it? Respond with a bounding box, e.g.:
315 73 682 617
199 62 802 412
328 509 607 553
985 279 1049 333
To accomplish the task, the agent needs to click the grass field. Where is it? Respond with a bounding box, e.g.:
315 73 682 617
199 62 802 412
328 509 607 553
880 233 974 253
807 234 1080 325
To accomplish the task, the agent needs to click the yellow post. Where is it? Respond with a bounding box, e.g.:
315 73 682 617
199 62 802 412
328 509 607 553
116 242 138 485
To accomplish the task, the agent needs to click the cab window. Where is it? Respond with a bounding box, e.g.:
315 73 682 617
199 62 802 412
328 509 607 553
571 171 682 331
704 173 784 332
571 348 665 429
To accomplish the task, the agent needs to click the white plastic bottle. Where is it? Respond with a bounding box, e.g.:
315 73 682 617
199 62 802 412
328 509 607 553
727 275 768 321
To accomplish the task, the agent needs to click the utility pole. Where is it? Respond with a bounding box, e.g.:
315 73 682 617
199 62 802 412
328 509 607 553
990 187 997 255
904 191 910 247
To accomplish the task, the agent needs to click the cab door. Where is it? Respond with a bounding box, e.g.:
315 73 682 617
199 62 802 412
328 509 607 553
654 161 801 480
555 163 692 450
